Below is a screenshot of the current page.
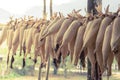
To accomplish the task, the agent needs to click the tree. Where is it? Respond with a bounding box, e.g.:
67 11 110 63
87 0 102 80
50 0 53 19
43 0 47 19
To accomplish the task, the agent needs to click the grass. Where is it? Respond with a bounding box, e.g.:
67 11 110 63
0 46 120 80
0 71 120 80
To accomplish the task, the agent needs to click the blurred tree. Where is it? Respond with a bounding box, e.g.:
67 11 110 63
87 0 102 80
50 0 53 19
43 0 47 19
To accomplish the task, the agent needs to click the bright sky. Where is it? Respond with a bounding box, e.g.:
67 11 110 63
0 0 72 14
0 0 120 22
0 0 120 14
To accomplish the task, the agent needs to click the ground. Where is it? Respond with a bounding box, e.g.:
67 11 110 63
0 45 120 80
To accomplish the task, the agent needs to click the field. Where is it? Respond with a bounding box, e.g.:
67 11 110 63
0 43 120 80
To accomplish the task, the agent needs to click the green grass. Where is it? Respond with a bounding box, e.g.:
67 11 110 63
0 47 120 80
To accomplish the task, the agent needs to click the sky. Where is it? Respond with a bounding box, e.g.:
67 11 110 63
0 0 72 14
0 0 120 23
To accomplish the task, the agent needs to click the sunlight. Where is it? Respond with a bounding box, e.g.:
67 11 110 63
53 0 71 5
0 0 72 14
